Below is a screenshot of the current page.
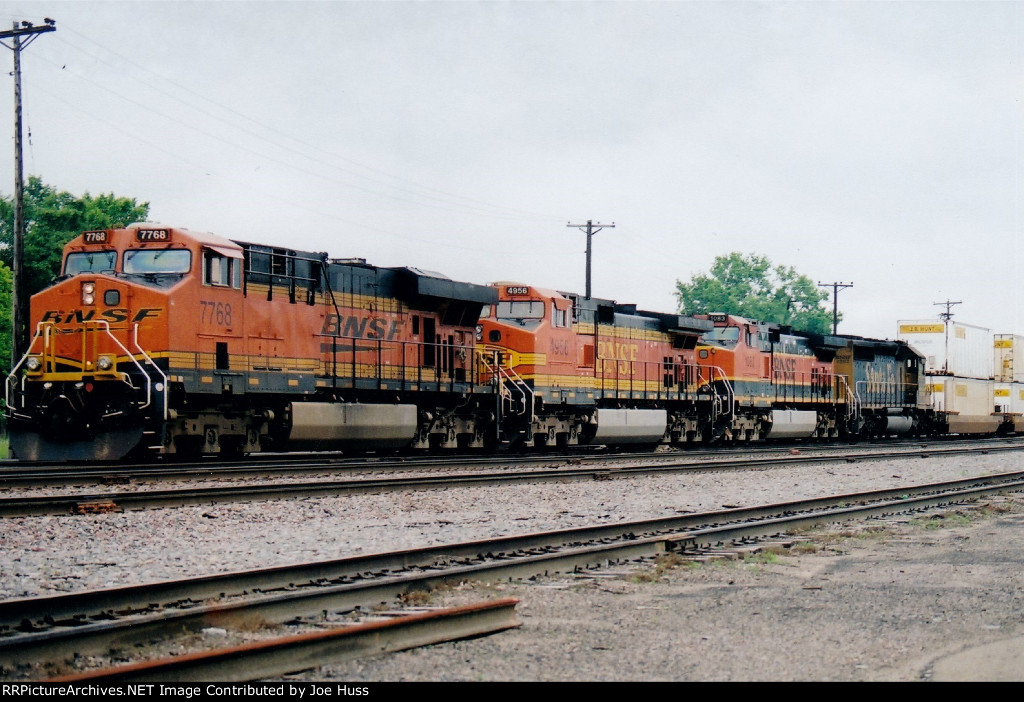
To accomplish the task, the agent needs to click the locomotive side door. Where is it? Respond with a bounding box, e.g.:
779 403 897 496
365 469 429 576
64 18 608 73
546 297 576 378
198 246 245 392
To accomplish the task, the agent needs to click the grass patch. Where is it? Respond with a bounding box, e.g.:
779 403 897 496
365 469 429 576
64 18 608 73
743 550 780 565
808 524 894 547
913 509 975 531
911 498 1024 531
397 590 433 606
789 541 821 555
629 552 700 582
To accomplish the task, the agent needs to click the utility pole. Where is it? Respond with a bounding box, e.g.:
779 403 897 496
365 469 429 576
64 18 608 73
566 220 614 299
933 299 962 375
933 299 961 321
817 281 853 335
0 18 56 365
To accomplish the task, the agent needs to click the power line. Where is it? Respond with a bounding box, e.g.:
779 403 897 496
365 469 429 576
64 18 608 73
934 299 962 322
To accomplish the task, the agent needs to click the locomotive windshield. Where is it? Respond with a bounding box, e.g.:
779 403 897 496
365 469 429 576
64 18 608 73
496 301 545 320
124 249 192 275
65 251 117 276
701 326 740 348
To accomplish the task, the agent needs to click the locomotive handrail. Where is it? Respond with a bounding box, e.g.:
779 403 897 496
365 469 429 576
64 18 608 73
315 331 479 392
87 320 156 414
703 365 734 423
241 246 323 304
854 380 915 410
5 321 51 413
476 347 533 420
130 322 169 420
4 320 162 419
838 374 858 422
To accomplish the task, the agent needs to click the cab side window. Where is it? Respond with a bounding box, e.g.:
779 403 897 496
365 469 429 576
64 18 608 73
204 249 240 288
552 306 568 328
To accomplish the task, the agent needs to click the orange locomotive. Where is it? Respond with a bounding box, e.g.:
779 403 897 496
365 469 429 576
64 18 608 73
6 224 497 460
478 286 931 445
477 283 719 448
693 313 850 440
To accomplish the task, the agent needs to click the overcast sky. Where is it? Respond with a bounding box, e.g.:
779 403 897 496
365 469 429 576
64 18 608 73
1 0 1021 340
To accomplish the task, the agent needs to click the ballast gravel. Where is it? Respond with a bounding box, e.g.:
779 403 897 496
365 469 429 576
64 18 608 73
3 450 1024 681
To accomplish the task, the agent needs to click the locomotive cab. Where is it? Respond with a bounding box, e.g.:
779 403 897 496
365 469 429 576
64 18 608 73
7 224 242 460
478 284 575 379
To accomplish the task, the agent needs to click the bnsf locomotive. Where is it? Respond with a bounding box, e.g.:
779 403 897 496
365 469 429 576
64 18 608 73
6 224 497 460
4 224 1008 461
477 286 932 449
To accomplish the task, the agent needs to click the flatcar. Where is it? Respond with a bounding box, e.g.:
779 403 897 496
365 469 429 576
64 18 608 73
6 224 497 460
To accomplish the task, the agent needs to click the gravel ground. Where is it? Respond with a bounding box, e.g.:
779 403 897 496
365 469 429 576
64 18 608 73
4 450 1024 681
293 494 1024 682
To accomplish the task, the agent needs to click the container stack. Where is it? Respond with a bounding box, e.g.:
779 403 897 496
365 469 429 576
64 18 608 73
897 319 999 434
994 333 1024 432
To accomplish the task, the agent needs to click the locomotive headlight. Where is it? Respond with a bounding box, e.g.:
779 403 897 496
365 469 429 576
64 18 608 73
25 356 41 372
81 281 96 306
475 325 483 341
97 355 114 371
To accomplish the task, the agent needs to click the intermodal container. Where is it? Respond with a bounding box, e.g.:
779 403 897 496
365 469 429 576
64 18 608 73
993 334 1024 383
994 381 1024 432
897 320 993 379
926 376 1000 434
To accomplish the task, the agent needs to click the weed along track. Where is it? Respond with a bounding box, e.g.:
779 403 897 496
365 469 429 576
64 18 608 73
4 472 1024 680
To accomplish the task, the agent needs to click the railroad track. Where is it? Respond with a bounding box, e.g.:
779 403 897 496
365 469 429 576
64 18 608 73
1 440 1022 517
4 471 1023 680
3 436 1019 489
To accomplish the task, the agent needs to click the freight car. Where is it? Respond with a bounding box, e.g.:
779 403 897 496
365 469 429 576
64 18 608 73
897 320 1006 435
6 224 498 460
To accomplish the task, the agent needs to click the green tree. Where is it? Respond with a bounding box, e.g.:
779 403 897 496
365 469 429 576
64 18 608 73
0 261 11 375
0 176 150 295
675 252 836 335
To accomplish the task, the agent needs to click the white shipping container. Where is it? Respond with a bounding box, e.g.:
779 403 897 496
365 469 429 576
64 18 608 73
897 319 993 379
993 334 1024 383
926 376 1000 434
994 381 1024 432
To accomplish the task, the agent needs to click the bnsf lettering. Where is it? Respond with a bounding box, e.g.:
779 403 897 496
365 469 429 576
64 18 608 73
598 340 639 376
772 356 798 381
321 314 403 340
40 308 162 325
